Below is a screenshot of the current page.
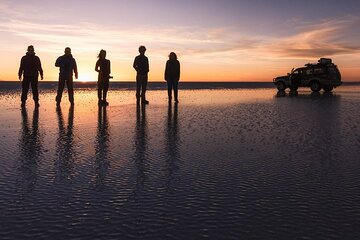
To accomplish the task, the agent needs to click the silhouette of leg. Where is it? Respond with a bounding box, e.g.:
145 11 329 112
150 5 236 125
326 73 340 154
21 78 31 104
97 80 103 103
67 78 74 104
56 78 65 104
174 81 179 102
141 75 148 103
30 78 39 105
136 75 141 102
167 80 172 101
103 79 109 104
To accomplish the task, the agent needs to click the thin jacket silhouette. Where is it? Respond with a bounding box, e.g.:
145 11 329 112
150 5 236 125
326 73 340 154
133 46 149 103
18 53 43 80
55 54 78 80
165 52 180 102
133 54 149 76
18 46 43 105
95 49 111 105
55 47 78 105
165 59 180 81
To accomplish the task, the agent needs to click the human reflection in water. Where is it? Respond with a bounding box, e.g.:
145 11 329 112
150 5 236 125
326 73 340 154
94 106 110 190
165 103 180 191
18 106 41 192
134 103 148 196
55 106 75 182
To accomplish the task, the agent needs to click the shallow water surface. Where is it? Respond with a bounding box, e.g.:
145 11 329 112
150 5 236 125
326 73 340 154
0 87 360 239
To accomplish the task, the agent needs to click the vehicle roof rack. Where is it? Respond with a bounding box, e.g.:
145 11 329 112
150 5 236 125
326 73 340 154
305 58 333 67
318 58 332 64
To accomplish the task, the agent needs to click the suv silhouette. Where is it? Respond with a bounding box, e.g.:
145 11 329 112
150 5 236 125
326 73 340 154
273 58 342 92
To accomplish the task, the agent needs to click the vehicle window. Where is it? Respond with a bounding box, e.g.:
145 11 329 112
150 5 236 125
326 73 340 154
305 69 312 75
328 67 338 77
313 68 325 74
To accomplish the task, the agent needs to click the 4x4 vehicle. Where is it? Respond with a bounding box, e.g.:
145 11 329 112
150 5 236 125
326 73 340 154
273 58 342 92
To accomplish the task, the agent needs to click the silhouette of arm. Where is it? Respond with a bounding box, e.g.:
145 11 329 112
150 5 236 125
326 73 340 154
146 57 149 73
164 60 169 81
108 60 111 75
18 57 24 80
95 59 100 73
176 61 180 81
133 56 138 71
37 56 44 80
73 59 78 79
55 56 62 67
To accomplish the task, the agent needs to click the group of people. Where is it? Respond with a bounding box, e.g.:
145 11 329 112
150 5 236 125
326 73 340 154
18 45 181 107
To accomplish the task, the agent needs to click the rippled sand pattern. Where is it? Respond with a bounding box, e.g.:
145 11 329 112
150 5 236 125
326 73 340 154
0 87 360 239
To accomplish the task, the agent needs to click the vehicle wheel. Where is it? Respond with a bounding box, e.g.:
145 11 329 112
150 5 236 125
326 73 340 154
289 90 298 97
290 86 298 91
276 90 286 97
277 82 286 91
310 81 321 92
323 85 333 92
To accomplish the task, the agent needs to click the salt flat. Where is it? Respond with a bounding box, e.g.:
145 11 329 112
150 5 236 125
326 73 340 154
0 87 359 240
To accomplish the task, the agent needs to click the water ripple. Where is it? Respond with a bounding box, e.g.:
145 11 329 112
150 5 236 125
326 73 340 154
0 88 359 239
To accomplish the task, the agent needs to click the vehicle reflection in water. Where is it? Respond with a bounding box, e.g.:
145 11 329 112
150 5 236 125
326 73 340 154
273 88 341 181
291 91 341 182
276 90 286 98
165 103 180 191
275 90 337 99
55 106 75 183
93 106 110 190
289 90 298 97
18 106 42 193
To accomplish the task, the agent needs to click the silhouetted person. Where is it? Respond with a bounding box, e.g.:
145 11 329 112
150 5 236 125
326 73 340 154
165 52 180 103
133 46 149 104
55 47 78 106
18 45 43 107
95 49 111 106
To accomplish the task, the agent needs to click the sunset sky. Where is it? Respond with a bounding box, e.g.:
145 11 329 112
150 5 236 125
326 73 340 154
0 0 359 82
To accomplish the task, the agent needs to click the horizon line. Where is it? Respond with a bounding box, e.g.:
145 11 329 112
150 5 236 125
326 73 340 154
1 80 360 84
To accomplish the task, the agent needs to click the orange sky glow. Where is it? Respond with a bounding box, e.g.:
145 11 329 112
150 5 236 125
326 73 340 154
0 1 359 82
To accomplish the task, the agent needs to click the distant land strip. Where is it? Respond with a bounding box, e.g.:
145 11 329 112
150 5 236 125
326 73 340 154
0 81 359 90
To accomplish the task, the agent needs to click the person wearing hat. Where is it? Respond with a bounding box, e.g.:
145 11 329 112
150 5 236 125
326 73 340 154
18 45 43 107
55 47 78 106
133 45 149 104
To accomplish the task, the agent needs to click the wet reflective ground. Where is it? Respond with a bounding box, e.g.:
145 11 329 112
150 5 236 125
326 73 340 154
0 87 360 239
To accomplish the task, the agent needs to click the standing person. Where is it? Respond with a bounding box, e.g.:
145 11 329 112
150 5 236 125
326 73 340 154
95 49 111 106
165 52 180 103
18 45 43 107
55 47 78 107
133 46 149 104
